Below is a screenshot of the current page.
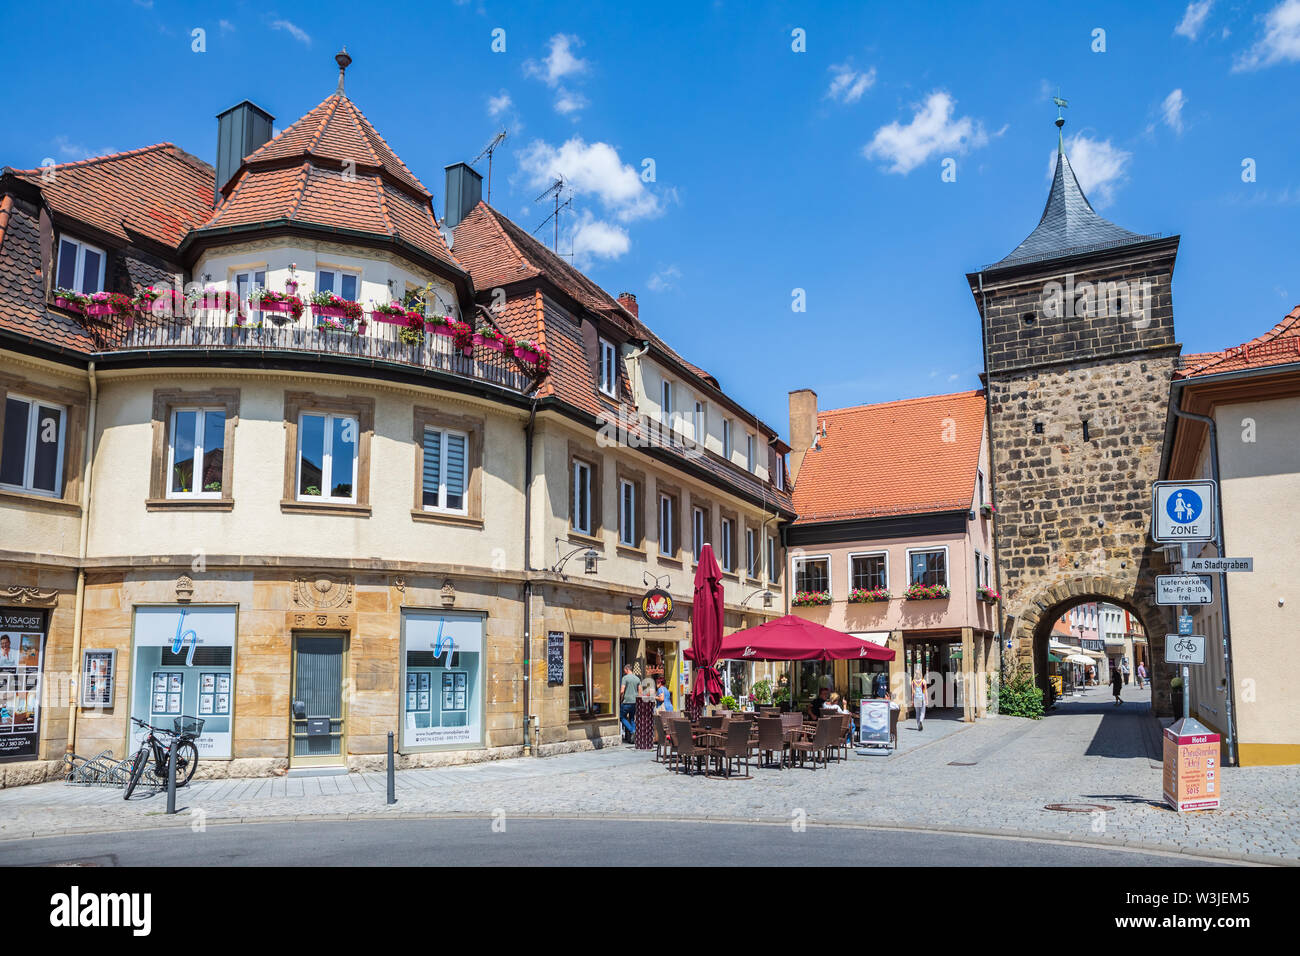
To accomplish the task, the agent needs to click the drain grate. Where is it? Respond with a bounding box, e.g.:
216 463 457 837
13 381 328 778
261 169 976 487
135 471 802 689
1043 803 1115 813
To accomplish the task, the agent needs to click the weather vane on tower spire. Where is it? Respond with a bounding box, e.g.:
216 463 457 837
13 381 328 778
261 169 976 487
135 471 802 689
1052 89 1069 150
335 47 352 96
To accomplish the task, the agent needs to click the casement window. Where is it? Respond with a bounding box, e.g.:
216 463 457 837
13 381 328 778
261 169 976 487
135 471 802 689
661 378 673 421
658 492 677 557
167 408 226 498
722 419 732 459
598 338 617 397
693 401 705 443
572 459 593 535
775 455 785 491
422 427 468 514
297 412 358 503
720 516 735 573
0 395 66 496
977 469 985 507
235 270 266 320
850 552 888 591
794 556 830 594
316 268 359 301
618 478 637 547
568 637 614 718
745 434 755 473
984 554 991 589
767 535 779 584
692 505 708 561
55 236 105 295
908 548 948 588
974 550 983 589
746 528 758 577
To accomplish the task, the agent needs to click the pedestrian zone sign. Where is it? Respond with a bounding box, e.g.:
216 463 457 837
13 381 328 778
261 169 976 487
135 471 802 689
1155 574 1214 606
1152 480 1216 543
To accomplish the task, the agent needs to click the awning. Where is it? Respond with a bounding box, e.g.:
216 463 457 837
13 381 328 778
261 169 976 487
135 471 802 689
1066 654 1094 665
850 631 891 646
684 614 895 662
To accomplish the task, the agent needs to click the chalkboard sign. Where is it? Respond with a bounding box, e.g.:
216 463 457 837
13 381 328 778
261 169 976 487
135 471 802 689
547 631 565 686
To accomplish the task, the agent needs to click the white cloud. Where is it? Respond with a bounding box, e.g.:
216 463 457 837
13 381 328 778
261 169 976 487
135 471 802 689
218 19 235 34
1234 0 1300 70
862 91 988 175
270 19 311 46
1161 89 1187 134
569 210 630 266
1051 134 1131 208
554 88 589 115
1175 1 1214 40
525 34 588 87
487 91 512 117
52 135 115 161
647 266 682 292
826 63 876 104
518 138 661 222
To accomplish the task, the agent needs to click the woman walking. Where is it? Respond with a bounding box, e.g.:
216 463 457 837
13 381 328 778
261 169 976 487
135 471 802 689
911 668 928 731
1111 665 1124 706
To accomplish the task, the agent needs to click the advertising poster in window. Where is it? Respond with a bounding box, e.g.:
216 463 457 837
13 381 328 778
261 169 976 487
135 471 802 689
401 610 483 750
0 608 47 762
130 605 236 758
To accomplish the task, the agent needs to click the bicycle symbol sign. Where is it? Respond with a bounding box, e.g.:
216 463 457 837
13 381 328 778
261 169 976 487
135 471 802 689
1164 633 1206 665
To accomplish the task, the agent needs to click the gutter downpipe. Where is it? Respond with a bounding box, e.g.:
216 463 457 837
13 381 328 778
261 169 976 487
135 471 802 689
65 360 97 757
1170 391 1239 767
976 272 1011 689
521 392 540 756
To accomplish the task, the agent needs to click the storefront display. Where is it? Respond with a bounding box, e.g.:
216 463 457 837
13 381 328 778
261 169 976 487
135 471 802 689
81 648 116 709
130 605 236 758
0 607 47 762
401 610 484 750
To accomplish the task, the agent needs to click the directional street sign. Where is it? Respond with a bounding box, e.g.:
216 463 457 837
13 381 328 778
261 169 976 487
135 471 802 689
1185 557 1254 573
1152 480 1217 543
1165 634 1206 666
1155 574 1214 606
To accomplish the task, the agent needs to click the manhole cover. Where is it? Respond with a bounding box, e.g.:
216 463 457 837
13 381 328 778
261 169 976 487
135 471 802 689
1043 803 1115 813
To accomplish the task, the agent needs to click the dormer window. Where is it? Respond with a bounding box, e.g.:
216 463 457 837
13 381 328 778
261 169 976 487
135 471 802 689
661 379 673 419
598 338 617 397
55 236 105 295
317 269 359 301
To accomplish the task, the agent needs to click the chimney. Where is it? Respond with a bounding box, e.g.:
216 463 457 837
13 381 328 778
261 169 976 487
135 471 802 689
443 163 483 230
788 389 819 484
617 292 638 318
215 101 275 195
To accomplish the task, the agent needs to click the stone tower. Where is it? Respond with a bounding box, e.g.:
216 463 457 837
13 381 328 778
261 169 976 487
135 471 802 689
967 117 1181 713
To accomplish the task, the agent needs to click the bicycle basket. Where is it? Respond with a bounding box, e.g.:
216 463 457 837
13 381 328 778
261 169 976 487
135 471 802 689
173 715 205 736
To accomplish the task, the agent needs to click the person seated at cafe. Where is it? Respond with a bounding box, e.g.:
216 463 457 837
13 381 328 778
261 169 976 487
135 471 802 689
807 686 830 720
822 691 845 713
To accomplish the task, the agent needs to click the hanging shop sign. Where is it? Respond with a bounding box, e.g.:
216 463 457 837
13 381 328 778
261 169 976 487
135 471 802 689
81 649 117 709
0 607 48 763
640 588 674 624
401 610 485 751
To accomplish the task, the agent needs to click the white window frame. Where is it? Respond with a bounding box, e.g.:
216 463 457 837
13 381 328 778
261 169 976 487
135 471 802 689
618 477 636 547
693 400 705 443
848 550 889 592
316 267 361 302
55 235 106 295
658 492 675 557
793 554 831 596
572 459 593 535
720 516 735 572
983 554 991 590
974 549 983 589
692 505 706 561
0 394 66 497
722 419 732 459
166 407 224 499
977 469 986 507
767 535 778 584
746 528 758 578
598 338 617 397
775 455 785 491
906 546 950 589
661 378 673 422
745 434 755 473
234 269 267 321
422 426 469 515
296 411 358 504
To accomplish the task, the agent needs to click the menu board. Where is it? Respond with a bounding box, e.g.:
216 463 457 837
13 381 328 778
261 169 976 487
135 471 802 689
547 631 565 686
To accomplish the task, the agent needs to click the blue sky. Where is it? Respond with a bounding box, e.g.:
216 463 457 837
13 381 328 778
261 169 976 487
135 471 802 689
4 1 1298 433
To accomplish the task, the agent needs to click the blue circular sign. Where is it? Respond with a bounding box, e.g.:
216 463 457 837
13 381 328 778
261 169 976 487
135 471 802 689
1166 489 1203 524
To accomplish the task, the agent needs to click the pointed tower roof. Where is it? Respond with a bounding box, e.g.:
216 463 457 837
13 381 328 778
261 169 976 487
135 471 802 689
988 120 1155 272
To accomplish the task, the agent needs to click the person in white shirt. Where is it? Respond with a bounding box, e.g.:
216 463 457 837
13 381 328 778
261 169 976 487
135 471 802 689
0 636 17 667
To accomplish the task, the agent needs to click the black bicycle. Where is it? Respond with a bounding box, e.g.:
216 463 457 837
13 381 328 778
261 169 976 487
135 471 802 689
124 716 202 799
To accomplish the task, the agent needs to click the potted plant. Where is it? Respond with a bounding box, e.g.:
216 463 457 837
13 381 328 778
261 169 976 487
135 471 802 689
86 291 134 320
752 678 773 706
53 288 90 314
905 583 951 600
398 312 425 346
310 291 364 322
792 590 832 607
1170 675 1184 715
449 319 474 356
472 326 514 352
977 585 1001 604
369 302 410 325
773 683 791 712
251 288 305 320
315 314 355 334
284 263 300 294
980 502 996 518
848 587 891 603
719 695 737 712
425 313 455 336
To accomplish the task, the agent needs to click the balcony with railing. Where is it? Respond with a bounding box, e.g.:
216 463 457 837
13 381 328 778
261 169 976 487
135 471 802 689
88 304 534 394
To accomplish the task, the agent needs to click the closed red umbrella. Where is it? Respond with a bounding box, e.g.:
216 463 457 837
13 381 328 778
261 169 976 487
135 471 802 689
689 543 726 712
685 614 895 662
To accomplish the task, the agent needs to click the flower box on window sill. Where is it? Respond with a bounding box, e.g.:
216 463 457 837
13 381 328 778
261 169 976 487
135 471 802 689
792 591 831 607
258 299 301 317
980 504 996 518
54 296 87 314
369 308 412 326
86 303 114 317
312 304 349 318
905 584 951 601
429 321 455 337
513 344 540 363
977 587 1000 604
472 332 510 352
847 587 891 604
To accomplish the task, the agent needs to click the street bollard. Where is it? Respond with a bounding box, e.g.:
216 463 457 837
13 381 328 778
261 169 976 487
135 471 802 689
386 731 396 805
166 742 177 815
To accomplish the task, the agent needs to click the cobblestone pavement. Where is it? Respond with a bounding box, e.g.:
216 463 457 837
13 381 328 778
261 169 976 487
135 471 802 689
2 685 1296 864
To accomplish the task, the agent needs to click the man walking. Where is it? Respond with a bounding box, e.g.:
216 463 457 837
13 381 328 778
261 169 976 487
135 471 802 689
1136 660 1147 690
619 664 639 744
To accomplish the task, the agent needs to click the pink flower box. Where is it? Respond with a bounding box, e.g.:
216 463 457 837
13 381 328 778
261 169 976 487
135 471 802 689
370 310 410 326
428 322 454 337
514 346 540 363
461 346 474 357
55 297 85 313
473 333 507 352
312 305 348 318
86 303 114 317
260 300 295 314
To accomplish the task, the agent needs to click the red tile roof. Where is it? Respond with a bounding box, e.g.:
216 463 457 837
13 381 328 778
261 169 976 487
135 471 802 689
10 144 215 250
194 94 459 273
0 196 97 352
1176 306 1300 378
792 390 987 525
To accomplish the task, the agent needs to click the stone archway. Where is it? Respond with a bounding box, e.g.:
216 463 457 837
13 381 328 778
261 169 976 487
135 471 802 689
1005 574 1174 713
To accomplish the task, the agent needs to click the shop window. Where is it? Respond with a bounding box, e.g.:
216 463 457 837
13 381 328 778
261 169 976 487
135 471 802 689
908 548 948 588
850 552 888 591
794 556 829 594
401 611 484 749
422 427 468 514
55 236 105 295
130 606 236 758
569 637 614 718
167 408 226 498
0 395 65 497
317 268 359 301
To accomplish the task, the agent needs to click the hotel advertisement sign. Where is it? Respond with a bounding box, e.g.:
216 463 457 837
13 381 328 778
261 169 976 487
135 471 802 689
1162 724 1221 813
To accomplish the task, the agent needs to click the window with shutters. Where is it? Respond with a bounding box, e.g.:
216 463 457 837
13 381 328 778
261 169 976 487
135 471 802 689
411 407 484 526
422 427 469 514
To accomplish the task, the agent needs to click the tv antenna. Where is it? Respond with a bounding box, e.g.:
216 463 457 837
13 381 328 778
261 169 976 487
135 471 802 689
472 130 507 203
533 177 572 252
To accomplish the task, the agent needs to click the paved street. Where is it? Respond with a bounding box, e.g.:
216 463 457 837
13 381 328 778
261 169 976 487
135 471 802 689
0 819 1235 867
2 685 1296 864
